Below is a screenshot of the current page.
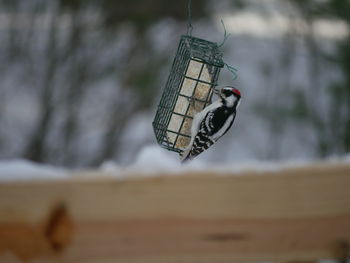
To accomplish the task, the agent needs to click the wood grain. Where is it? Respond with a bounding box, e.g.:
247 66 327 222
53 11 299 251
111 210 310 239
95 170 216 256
0 162 349 263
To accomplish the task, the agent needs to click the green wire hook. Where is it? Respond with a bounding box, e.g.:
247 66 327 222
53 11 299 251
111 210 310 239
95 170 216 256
218 19 231 48
225 62 238 81
187 0 193 36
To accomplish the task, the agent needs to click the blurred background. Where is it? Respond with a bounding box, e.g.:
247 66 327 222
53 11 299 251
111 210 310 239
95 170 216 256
0 0 349 168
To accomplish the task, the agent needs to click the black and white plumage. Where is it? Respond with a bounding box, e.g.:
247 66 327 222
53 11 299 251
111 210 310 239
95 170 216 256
180 87 241 162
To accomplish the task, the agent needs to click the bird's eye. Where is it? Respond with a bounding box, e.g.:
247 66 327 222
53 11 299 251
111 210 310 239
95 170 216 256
223 89 230 95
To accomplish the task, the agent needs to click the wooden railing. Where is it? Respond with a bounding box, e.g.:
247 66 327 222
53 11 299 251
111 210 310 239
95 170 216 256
0 162 350 263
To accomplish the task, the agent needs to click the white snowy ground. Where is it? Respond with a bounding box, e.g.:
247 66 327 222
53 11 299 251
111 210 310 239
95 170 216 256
0 159 69 181
0 145 350 182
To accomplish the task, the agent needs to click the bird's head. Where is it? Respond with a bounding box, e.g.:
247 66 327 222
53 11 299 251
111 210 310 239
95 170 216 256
219 86 241 108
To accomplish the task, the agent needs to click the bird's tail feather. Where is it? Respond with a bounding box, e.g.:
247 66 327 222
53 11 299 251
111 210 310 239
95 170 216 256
180 147 192 163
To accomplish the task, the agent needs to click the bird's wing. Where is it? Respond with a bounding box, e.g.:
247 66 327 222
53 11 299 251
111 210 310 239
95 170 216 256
210 110 236 141
181 108 236 162
181 111 217 162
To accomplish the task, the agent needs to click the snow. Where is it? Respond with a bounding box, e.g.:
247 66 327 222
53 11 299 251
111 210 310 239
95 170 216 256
102 144 350 177
122 145 305 174
0 145 349 182
0 159 68 181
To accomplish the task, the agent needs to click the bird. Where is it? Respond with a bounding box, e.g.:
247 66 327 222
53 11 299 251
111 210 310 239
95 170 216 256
180 86 241 162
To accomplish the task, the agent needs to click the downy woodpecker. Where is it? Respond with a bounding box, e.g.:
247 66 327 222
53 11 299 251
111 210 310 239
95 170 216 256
181 87 241 162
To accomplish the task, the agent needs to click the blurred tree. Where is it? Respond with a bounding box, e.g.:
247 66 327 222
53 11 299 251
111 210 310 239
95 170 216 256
253 0 350 158
289 0 350 156
326 0 350 153
23 7 59 163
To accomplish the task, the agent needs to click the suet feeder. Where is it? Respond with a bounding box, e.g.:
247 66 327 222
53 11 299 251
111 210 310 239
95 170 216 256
152 35 224 153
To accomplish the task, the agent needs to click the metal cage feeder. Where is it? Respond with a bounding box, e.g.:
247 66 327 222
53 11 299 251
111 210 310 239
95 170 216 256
152 35 224 153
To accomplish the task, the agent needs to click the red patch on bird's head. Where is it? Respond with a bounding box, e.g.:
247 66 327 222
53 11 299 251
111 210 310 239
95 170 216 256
232 88 241 97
